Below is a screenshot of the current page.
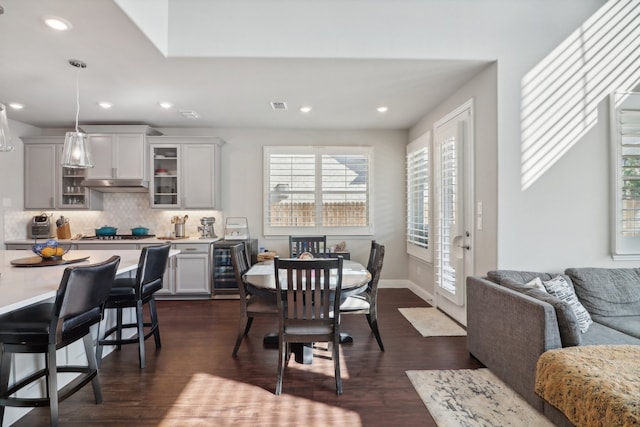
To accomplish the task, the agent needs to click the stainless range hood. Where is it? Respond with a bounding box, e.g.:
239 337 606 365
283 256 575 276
81 179 149 193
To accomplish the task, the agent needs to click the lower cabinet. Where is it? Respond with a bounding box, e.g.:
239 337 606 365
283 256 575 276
157 242 212 298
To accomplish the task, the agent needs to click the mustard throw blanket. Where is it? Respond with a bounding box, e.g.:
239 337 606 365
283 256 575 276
535 345 640 427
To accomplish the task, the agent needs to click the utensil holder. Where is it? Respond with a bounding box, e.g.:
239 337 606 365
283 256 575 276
56 223 71 240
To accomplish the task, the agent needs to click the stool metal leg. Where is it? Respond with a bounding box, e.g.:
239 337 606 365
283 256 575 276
136 301 146 369
83 334 102 404
0 348 11 425
46 343 59 427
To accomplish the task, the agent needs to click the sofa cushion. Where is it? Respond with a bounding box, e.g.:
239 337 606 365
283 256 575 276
564 268 640 317
501 278 581 346
543 276 593 333
487 270 557 285
591 315 640 340
581 321 640 345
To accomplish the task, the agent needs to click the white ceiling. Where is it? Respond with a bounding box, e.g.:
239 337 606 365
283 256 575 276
0 0 490 131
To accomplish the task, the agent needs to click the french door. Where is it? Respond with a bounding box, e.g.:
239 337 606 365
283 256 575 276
434 102 473 307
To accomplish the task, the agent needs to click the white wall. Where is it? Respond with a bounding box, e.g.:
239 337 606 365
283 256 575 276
157 127 410 278
157 0 612 272
406 63 498 323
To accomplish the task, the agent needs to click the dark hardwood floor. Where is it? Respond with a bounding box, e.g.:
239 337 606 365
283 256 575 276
13 288 482 426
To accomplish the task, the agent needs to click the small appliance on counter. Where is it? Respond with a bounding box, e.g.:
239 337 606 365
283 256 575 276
28 213 52 239
171 215 188 238
198 217 217 239
224 217 249 240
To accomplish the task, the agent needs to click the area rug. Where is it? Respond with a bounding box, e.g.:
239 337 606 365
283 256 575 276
406 369 554 427
399 307 466 337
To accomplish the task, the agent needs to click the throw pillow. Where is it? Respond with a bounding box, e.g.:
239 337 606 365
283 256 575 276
525 277 547 293
543 276 593 333
501 278 581 346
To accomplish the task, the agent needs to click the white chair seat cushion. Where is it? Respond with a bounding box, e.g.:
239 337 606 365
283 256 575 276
340 294 371 311
246 296 279 313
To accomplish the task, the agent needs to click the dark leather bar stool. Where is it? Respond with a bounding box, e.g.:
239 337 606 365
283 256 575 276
0 256 121 427
96 244 171 368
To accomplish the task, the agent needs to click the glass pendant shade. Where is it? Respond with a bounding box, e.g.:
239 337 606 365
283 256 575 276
0 103 15 152
62 59 92 168
61 131 92 168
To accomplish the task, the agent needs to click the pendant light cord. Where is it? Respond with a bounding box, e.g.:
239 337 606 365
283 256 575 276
74 65 81 133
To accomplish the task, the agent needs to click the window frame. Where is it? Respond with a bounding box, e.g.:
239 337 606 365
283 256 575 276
406 131 432 262
610 92 640 260
263 145 374 237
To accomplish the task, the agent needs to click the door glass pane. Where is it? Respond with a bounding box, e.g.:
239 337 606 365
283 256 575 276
438 134 458 295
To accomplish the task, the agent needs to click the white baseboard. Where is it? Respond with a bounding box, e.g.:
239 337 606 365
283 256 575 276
379 279 434 306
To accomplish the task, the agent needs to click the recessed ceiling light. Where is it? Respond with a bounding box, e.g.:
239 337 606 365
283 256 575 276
299 105 312 113
8 103 24 110
376 106 389 113
98 102 113 109
42 16 72 31
159 102 173 109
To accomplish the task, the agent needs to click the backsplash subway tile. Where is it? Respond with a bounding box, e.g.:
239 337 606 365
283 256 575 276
4 193 223 240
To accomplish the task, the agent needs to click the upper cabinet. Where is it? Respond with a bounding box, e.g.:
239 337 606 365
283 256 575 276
22 136 103 210
148 136 224 209
85 133 146 180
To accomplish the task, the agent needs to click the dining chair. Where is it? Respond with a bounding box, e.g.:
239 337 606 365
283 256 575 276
0 256 121 427
231 244 279 357
288 235 327 258
274 256 344 395
96 243 171 368
340 240 386 351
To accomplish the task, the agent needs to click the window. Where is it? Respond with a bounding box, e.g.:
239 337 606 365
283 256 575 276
611 92 640 259
263 146 373 236
406 132 431 262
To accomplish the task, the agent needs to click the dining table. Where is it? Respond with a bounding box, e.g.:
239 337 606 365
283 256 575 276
243 258 371 364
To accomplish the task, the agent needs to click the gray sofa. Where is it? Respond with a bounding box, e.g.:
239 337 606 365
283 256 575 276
466 268 640 426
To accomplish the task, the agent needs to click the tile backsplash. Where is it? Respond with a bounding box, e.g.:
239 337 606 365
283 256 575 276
4 193 224 240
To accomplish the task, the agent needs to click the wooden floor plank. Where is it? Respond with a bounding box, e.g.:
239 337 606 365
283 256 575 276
11 289 482 426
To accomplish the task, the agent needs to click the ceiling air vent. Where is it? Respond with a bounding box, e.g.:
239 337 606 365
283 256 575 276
179 110 200 119
270 101 288 110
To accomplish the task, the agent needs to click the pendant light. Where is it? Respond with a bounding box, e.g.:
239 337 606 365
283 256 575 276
0 103 15 152
61 59 92 168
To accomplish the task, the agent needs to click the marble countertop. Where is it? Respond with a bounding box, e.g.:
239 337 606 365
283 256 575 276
0 249 179 315
6 236 221 245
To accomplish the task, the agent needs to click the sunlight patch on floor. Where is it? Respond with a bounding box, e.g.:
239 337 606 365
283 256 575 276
159 371 361 426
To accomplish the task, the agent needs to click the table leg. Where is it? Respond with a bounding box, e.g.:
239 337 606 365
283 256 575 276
262 334 314 364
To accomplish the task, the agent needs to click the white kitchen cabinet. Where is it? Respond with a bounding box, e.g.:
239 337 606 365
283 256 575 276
22 137 102 210
173 243 211 295
86 133 146 180
148 137 223 209
152 242 211 298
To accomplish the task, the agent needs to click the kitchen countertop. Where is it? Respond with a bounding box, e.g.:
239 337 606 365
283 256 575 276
0 249 180 315
5 236 222 245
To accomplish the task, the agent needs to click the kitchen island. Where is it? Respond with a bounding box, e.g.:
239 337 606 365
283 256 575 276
5 238 220 299
0 249 179 314
0 248 179 426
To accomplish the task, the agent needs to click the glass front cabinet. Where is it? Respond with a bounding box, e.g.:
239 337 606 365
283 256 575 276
22 137 102 210
150 144 180 208
148 137 223 209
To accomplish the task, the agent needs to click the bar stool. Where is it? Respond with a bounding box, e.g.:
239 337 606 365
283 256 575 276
96 244 171 368
0 256 121 427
